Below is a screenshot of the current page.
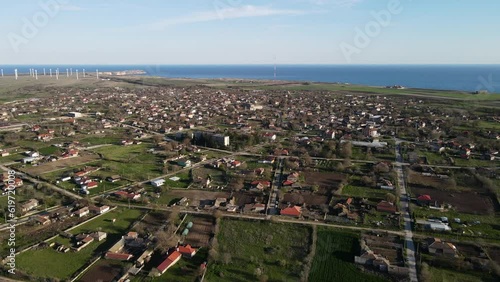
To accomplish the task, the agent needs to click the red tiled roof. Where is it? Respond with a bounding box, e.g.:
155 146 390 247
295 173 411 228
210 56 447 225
105 252 132 260
178 245 196 256
280 206 301 217
418 195 432 201
157 251 182 273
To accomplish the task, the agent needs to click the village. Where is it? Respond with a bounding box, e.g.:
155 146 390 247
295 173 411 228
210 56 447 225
0 78 498 282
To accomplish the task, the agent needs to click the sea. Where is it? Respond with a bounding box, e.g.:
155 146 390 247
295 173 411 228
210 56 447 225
1 64 499 93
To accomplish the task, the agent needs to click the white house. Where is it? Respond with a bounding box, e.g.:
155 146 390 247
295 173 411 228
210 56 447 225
151 179 165 187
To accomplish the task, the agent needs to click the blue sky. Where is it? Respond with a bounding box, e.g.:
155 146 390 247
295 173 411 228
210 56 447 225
0 0 499 64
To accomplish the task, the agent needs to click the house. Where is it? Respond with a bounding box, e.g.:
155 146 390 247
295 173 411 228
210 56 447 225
89 205 110 214
427 238 458 257
74 207 89 217
22 157 38 164
177 159 192 167
151 178 165 187
280 206 302 217
178 245 197 258
243 203 266 213
417 194 432 206
25 151 40 158
33 215 51 225
114 190 141 200
250 180 271 191
21 199 39 213
376 201 397 213
90 231 107 241
37 133 53 142
156 251 182 275
105 252 133 261
121 140 133 146
106 175 121 183
85 181 99 189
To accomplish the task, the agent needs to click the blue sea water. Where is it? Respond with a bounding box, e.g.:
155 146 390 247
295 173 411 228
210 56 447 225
1 64 499 93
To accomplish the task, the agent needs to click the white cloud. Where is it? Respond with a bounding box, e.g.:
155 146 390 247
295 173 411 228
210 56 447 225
146 5 316 30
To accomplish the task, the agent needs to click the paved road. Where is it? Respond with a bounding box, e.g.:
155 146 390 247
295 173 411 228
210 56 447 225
0 165 83 200
267 157 283 215
395 139 418 282
113 202 406 236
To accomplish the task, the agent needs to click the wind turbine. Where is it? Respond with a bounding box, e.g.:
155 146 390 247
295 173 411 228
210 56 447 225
1 69 3 77
96 69 99 79
70 68 73 76
56 68 59 80
43 68 46 76
35 70 38 80
66 69 69 77
50 69 52 77
83 69 86 78
14 69 18 80
76 70 79 80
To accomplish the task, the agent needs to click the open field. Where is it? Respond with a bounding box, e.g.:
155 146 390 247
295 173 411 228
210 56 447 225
69 208 143 235
410 185 496 215
79 260 129 282
163 171 191 188
183 215 214 248
303 171 347 190
282 191 329 206
159 189 231 207
427 266 494 282
22 154 100 176
16 208 142 280
205 219 311 282
342 185 389 200
309 228 388 282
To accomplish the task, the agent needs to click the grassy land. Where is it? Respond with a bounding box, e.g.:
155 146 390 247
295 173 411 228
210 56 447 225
91 144 163 181
205 219 311 282
428 266 491 282
412 204 500 241
343 185 389 200
309 228 387 282
164 171 191 188
16 208 143 280
69 208 142 235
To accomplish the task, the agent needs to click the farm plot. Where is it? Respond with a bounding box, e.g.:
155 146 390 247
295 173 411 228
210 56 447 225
410 186 496 215
160 190 231 208
303 171 347 192
23 153 100 176
206 219 311 282
308 228 387 282
79 260 129 282
282 191 329 206
182 215 214 248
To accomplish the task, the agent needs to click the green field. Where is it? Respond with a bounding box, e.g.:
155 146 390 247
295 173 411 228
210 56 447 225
205 219 311 282
91 144 163 181
428 266 492 282
69 208 142 235
16 208 143 280
164 171 191 188
308 228 387 282
342 185 389 200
